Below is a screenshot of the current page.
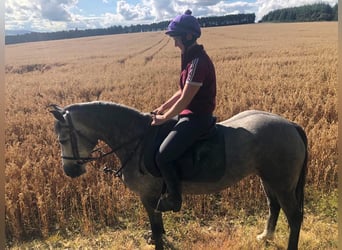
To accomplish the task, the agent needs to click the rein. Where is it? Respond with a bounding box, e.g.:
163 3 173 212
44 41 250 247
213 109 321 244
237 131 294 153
61 111 145 177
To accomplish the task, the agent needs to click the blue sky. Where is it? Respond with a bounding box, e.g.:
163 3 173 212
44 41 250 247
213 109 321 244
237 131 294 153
5 0 338 32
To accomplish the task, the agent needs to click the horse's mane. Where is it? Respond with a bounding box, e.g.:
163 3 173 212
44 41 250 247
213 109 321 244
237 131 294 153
65 101 151 128
65 101 142 115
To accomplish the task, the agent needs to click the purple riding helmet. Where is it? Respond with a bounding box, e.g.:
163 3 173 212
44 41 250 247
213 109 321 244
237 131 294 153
166 10 201 45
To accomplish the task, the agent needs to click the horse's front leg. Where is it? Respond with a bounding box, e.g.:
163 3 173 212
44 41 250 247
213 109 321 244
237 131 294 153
141 196 165 250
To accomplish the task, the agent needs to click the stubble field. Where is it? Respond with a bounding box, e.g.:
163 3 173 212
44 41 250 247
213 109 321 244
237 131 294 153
5 22 337 249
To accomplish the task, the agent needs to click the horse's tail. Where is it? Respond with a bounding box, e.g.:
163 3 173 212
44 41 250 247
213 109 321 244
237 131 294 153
294 124 308 221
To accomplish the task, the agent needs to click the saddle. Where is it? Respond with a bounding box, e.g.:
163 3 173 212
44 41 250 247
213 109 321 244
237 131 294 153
143 118 226 182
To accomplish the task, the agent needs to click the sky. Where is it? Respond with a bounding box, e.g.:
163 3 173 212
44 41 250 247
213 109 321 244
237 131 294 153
5 0 338 33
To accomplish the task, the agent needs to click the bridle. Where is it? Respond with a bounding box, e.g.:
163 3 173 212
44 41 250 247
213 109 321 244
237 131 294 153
60 110 145 177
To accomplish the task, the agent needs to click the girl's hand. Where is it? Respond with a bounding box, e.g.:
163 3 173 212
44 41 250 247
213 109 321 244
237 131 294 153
151 114 167 126
153 105 165 115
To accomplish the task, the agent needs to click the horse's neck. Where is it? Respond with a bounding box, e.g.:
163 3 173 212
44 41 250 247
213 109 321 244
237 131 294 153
106 114 150 147
94 106 151 174
71 103 151 147
90 105 150 148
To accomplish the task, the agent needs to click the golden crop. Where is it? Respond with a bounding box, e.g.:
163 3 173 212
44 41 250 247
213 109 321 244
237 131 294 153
5 22 337 246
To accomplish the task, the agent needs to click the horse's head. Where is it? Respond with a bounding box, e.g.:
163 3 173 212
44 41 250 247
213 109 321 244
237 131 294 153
49 105 98 178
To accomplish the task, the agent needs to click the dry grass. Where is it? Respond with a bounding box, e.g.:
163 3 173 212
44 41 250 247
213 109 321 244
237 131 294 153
7 208 338 250
5 22 337 249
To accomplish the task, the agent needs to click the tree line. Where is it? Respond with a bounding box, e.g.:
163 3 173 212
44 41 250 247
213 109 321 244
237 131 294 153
5 14 255 45
261 3 338 23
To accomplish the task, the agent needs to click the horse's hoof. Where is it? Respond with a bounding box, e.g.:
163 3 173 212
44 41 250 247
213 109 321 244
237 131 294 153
147 237 155 245
144 230 164 249
257 231 274 241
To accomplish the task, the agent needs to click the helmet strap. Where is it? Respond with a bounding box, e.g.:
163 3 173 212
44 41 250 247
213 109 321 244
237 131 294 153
181 33 197 48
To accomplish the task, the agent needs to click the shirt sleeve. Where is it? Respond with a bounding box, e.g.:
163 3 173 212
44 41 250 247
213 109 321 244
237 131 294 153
186 57 205 86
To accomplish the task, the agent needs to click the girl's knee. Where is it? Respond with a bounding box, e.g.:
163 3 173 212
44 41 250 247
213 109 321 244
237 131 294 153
155 150 174 168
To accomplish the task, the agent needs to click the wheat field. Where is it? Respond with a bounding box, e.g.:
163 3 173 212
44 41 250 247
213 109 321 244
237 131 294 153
5 22 337 249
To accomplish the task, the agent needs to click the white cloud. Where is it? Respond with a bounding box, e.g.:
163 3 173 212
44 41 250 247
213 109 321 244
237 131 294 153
5 0 39 30
117 0 152 21
206 1 256 16
175 0 221 6
147 0 256 21
148 0 176 21
38 0 78 22
5 0 79 31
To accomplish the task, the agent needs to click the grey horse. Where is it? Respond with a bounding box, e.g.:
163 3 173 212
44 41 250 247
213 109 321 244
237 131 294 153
50 101 307 250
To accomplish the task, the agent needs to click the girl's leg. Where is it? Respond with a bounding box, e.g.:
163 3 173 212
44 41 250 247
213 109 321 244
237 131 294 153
155 115 213 212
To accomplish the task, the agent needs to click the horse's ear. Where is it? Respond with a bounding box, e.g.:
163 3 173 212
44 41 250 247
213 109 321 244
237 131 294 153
48 104 65 123
48 104 64 112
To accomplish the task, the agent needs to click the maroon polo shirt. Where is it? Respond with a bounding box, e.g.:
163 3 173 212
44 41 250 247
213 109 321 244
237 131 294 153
179 45 216 115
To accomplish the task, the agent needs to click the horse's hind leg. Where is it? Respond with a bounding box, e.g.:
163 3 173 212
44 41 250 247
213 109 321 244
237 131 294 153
277 191 303 250
141 196 165 250
257 181 281 241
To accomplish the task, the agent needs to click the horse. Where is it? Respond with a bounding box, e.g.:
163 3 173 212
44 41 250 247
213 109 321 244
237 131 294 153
50 101 307 250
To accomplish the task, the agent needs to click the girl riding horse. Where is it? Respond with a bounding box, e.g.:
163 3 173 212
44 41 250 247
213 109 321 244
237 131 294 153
151 10 216 213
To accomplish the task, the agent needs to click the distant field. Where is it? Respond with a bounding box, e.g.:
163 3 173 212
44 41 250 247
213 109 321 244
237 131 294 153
5 22 337 249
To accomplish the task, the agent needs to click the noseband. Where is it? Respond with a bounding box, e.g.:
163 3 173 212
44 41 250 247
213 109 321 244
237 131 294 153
60 111 144 176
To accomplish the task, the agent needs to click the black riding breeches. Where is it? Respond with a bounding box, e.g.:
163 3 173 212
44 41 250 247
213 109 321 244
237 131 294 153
155 114 214 171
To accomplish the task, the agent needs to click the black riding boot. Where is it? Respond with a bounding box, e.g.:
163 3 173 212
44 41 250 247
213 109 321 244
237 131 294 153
156 164 182 212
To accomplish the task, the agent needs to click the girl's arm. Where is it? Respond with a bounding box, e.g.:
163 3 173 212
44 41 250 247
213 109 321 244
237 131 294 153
151 83 200 125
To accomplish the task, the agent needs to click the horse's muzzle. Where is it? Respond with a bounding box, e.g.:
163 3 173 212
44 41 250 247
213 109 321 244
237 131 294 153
63 163 86 178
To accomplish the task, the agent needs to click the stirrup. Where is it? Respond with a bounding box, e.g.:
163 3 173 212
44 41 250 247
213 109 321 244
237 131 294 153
155 194 182 213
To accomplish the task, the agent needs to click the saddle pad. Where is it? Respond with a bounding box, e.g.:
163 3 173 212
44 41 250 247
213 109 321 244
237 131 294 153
143 121 226 183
